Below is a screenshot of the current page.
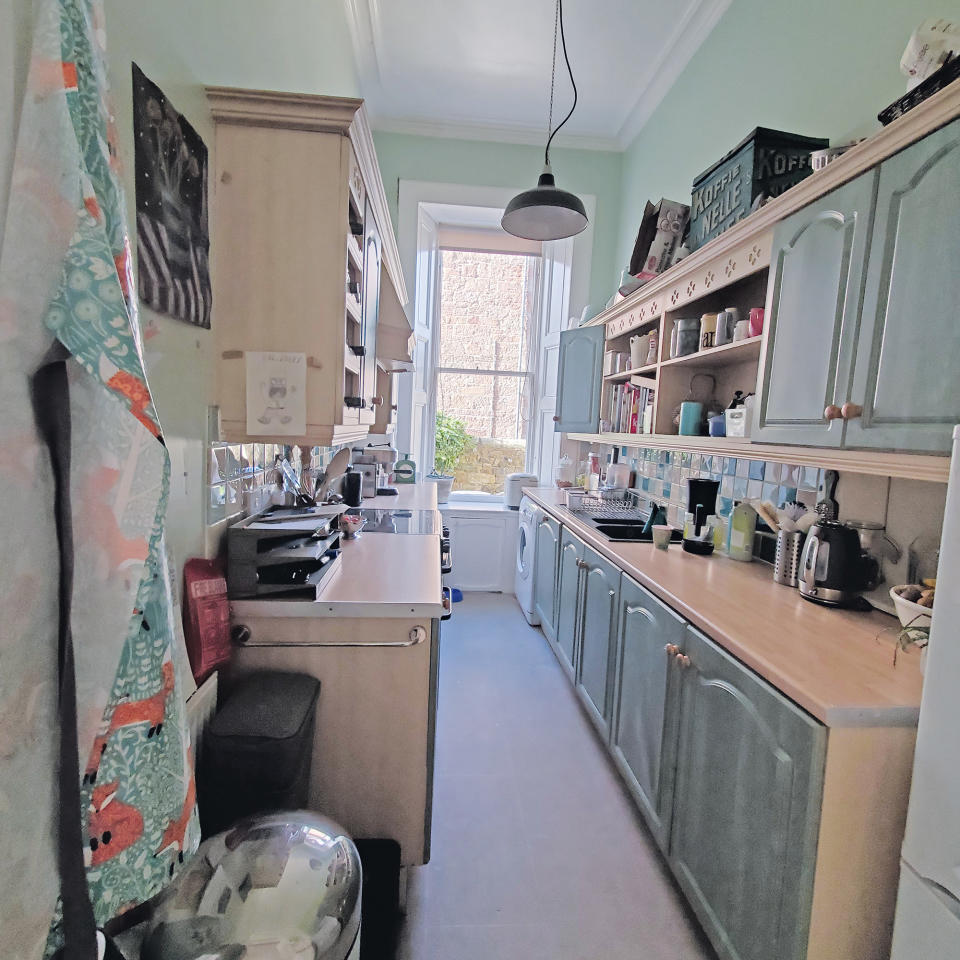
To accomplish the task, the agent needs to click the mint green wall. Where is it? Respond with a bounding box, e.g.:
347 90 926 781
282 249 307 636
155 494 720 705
615 0 957 270
373 131 623 310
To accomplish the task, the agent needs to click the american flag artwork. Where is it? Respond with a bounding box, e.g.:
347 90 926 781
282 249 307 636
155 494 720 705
133 63 212 328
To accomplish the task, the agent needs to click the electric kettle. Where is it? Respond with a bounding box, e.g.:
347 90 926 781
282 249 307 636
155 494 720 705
798 520 865 606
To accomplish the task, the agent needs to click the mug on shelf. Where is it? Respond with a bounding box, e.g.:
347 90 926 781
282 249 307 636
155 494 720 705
733 319 751 342
715 309 732 346
699 313 717 351
749 307 765 338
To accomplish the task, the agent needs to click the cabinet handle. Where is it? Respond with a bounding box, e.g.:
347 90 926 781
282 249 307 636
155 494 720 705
841 402 863 420
679 654 691 668
553 415 561 422
576 558 588 569
370 396 384 407
627 605 656 625
823 404 843 421
664 643 679 656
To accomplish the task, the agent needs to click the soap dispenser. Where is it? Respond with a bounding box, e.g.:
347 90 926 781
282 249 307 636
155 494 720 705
728 501 757 562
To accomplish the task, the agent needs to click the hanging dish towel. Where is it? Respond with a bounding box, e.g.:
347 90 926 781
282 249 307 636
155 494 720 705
0 0 200 956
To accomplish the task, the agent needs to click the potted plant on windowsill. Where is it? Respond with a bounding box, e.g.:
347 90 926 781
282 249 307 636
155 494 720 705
429 412 471 503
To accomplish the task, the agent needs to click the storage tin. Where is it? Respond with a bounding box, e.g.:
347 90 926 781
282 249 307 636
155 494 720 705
689 127 828 251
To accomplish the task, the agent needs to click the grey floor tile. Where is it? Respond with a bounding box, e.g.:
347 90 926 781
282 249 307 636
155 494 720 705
398 593 714 960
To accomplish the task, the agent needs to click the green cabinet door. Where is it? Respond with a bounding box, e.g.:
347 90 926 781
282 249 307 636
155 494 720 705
554 529 584 679
845 117 960 453
533 513 561 642
575 545 620 737
752 171 877 447
670 627 826 960
555 326 604 433
609 575 686 850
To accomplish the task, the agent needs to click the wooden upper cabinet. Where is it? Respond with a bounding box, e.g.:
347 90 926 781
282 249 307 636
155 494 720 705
752 172 877 448
206 88 407 447
845 117 960 452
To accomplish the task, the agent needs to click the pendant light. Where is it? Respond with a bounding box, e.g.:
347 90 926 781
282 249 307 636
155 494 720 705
502 0 588 241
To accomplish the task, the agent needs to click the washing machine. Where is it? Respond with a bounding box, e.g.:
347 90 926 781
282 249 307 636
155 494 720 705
515 495 541 625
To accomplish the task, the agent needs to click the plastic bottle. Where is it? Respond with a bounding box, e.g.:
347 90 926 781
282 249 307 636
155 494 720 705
728 501 757 562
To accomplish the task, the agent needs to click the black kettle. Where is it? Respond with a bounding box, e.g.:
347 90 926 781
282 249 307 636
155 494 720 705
798 520 865 606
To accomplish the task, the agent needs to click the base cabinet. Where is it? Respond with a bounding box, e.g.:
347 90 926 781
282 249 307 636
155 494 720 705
574 548 620 737
533 514 561 642
609 575 686 849
555 530 585 677
669 627 826 960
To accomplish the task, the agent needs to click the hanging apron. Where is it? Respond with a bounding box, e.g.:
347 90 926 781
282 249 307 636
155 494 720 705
0 1 200 956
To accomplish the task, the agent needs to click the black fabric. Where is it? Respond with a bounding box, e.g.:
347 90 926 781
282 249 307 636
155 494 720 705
31 348 99 960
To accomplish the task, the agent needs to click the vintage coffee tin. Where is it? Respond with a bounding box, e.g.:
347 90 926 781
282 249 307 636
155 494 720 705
689 127 828 251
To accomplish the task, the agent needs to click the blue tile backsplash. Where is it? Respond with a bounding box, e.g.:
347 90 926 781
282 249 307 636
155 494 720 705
613 444 823 529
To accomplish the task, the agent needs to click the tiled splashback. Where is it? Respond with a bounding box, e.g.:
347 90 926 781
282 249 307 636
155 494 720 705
619 446 822 528
207 442 337 525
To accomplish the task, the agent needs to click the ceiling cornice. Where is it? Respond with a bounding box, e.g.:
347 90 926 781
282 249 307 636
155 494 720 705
370 114 621 153
615 0 732 147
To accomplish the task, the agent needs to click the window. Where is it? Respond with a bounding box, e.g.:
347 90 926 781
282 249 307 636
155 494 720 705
434 248 541 495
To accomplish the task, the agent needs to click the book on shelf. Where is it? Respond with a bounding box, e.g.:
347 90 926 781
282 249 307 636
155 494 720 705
608 382 655 435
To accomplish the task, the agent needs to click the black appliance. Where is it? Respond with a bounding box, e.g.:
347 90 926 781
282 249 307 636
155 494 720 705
798 520 866 607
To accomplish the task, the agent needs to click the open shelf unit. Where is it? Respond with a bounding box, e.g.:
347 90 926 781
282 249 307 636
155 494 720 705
599 269 768 442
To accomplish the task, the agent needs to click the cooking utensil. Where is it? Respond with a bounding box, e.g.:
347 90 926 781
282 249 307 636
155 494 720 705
755 500 781 532
316 447 351 501
816 470 839 521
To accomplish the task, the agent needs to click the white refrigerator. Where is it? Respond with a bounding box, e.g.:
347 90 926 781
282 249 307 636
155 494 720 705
890 426 960 958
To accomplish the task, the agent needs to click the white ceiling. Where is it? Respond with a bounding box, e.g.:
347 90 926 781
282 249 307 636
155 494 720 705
343 0 730 150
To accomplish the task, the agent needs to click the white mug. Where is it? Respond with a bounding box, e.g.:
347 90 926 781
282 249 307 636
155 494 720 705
733 319 751 342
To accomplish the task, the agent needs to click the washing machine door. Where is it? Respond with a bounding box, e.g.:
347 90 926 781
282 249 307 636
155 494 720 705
517 520 533 580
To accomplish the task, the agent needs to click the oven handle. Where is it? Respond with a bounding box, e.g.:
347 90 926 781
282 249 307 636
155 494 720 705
441 586 453 621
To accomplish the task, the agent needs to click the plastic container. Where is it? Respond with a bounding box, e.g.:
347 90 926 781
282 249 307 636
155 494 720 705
708 414 726 437
728 502 757 562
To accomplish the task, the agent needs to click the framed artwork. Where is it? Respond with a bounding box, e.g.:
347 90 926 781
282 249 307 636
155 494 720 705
133 63 212 328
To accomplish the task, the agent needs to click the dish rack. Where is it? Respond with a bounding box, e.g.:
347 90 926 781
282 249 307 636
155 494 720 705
570 496 648 521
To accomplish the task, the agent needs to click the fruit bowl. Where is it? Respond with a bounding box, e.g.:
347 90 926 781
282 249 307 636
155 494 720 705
890 585 933 629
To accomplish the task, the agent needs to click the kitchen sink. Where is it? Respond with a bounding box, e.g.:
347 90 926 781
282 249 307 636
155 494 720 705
593 523 683 543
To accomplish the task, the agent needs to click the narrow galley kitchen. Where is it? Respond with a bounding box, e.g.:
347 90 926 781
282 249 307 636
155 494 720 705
399 593 712 960
4 1 960 960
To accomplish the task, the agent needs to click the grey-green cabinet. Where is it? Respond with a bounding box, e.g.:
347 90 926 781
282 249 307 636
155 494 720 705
609 575 686 850
555 529 585 678
753 172 878 447
669 626 827 960
845 117 960 452
574 546 620 737
554 326 604 433
755 118 960 454
533 513 561 642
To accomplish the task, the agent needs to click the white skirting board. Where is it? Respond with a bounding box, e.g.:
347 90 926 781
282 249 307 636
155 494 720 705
441 505 519 593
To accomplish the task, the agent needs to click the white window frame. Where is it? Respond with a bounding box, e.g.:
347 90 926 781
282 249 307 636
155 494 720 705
433 245 542 501
395 181 596 503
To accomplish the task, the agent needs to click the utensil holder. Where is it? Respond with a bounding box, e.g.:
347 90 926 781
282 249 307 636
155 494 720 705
774 530 804 586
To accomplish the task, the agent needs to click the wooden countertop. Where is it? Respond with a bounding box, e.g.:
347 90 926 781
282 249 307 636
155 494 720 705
230 484 444 620
524 488 923 728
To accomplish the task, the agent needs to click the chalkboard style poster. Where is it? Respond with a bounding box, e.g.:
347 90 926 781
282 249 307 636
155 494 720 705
133 63 212 328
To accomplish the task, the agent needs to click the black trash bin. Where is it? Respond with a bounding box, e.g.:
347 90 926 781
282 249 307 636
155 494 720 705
200 671 320 835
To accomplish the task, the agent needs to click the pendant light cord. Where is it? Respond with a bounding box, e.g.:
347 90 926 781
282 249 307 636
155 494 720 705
544 0 577 167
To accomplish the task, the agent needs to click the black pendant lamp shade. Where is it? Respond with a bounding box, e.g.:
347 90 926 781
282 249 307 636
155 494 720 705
502 0 588 242
501 164 588 241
